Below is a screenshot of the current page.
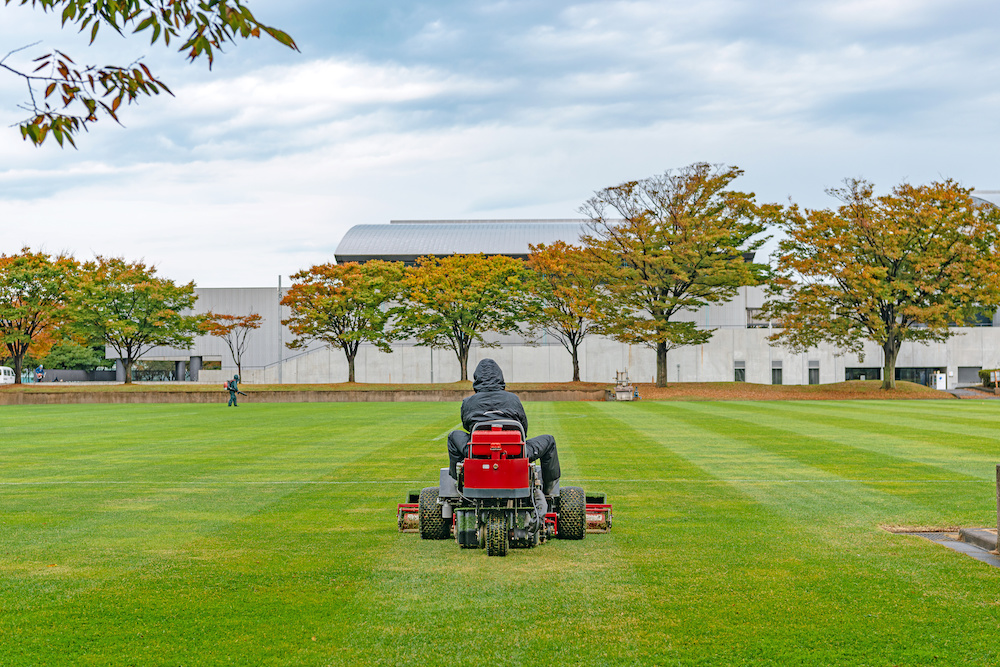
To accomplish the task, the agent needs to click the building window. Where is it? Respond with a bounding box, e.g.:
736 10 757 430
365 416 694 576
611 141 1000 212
746 308 770 328
734 360 745 382
808 368 819 385
845 367 882 381
895 367 945 387
771 368 782 385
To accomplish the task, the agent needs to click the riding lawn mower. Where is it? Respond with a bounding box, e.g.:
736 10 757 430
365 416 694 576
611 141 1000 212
397 420 612 556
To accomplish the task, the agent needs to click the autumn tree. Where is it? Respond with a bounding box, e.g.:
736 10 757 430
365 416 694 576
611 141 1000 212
764 178 1000 390
281 261 402 383
581 163 770 387
526 241 603 382
1 0 297 146
202 311 262 379
395 254 537 382
73 256 201 383
0 248 79 383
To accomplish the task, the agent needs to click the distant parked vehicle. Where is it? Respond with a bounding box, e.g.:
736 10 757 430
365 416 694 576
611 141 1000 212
0 366 15 384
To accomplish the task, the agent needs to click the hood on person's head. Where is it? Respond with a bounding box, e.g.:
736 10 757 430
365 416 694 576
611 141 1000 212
472 359 505 392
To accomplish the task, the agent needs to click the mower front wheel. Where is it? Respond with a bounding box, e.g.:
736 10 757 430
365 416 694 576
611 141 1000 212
485 512 509 557
418 487 449 540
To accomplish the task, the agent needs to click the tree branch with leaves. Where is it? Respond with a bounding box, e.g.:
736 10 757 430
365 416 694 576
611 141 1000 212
2 0 297 146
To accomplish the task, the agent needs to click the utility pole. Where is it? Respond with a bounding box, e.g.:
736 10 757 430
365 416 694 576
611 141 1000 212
278 275 283 384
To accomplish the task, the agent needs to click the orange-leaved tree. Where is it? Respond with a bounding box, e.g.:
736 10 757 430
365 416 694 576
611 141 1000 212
527 241 603 382
73 256 201 383
202 311 262 380
281 261 402 383
0 248 79 383
764 178 1000 390
1 0 297 146
582 163 771 387
395 253 537 382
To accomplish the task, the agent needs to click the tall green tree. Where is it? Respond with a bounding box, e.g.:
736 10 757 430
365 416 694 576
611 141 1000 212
581 163 770 387
74 256 201 383
281 261 402 383
1 0 297 146
0 248 79 383
526 241 603 382
764 178 1000 390
395 254 536 382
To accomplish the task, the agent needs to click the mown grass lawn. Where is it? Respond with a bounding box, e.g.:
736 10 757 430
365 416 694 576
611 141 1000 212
1 400 998 665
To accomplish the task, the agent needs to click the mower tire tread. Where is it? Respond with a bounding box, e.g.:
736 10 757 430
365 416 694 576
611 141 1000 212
558 485 586 540
485 513 509 557
418 487 449 540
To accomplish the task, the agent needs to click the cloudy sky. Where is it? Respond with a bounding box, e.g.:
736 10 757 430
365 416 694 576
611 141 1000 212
2 0 999 286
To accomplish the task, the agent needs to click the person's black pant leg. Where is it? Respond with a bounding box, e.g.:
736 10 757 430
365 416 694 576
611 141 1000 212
447 430 471 479
526 434 561 488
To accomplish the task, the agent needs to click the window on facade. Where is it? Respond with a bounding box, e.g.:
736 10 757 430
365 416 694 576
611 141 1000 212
771 368 782 385
845 367 882 381
746 308 770 328
735 368 746 382
808 368 819 385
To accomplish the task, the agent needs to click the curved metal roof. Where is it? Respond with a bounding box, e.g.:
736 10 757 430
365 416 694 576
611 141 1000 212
334 220 589 264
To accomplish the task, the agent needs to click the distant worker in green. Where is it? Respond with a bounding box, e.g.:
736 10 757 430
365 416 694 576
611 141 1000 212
226 374 245 407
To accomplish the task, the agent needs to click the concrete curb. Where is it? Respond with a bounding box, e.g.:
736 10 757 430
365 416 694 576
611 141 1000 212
0 388 607 405
959 527 999 551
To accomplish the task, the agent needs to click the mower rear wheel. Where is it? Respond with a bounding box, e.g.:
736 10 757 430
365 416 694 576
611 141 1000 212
418 487 449 540
557 486 586 540
485 513 509 557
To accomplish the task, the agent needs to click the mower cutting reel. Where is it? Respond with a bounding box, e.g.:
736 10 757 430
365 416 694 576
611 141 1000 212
397 420 613 556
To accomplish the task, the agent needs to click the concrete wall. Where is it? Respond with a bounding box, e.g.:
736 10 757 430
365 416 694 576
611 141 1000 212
108 286 1000 388
240 326 1000 389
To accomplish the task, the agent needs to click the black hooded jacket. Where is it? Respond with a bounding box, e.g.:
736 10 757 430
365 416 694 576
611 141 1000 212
460 359 528 433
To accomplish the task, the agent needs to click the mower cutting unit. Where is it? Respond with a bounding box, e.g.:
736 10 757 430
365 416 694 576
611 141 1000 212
396 420 613 556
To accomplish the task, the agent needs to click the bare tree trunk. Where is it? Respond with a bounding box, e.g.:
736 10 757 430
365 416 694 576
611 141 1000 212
457 344 470 382
881 339 898 390
571 344 581 382
347 354 355 383
124 357 134 384
656 341 668 388
12 352 23 384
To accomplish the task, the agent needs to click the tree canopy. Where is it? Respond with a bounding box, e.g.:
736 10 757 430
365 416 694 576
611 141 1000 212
0 248 78 383
202 310 262 380
581 163 770 387
764 178 1000 390
526 241 603 382
2 0 297 146
281 261 402 383
395 254 536 382
73 256 201 383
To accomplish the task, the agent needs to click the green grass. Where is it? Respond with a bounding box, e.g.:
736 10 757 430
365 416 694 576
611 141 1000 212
1 400 999 665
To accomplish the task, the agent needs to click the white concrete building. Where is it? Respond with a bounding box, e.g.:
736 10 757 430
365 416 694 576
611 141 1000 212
123 220 1000 389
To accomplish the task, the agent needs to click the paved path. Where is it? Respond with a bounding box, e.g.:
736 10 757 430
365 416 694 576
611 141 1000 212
947 387 1000 399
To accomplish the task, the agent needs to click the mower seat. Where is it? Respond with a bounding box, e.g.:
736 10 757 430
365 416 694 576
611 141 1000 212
463 420 531 498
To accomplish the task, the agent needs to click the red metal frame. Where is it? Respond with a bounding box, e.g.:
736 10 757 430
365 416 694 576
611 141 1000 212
397 503 419 532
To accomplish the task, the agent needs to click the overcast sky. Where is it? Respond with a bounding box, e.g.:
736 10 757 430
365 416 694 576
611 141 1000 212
2 0 1000 286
